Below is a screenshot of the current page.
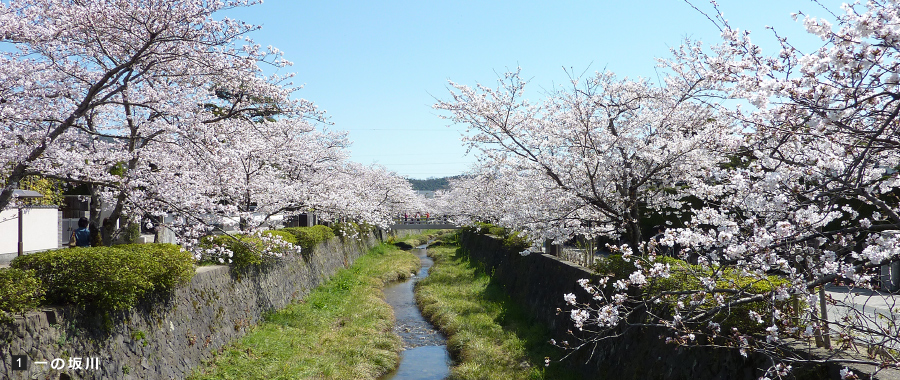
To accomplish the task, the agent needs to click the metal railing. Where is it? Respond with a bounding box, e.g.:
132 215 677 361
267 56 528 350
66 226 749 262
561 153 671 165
392 216 453 225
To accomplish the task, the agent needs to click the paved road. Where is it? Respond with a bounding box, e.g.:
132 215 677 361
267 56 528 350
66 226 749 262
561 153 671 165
825 285 899 349
0 252 17 266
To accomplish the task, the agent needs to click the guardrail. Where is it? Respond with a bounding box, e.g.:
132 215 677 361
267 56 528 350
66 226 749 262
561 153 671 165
390 217 458 230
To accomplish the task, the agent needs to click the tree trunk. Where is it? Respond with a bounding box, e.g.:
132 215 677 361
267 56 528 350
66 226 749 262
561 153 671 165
102 190 128 246
624 217 643 257
89 185 101 224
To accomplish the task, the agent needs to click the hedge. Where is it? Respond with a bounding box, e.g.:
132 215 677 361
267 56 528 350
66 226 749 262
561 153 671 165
10 244 194 312
471 221 506 236
0 267 44 323
592 254 793 334
200 233 298 269
113 244 195 292
331 221 372 240
280 225 335 251
464 222 530 252
262 229 299 245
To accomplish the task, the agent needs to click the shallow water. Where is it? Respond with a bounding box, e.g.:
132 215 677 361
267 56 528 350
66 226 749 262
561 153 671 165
380 246 450 380
382 346 451 380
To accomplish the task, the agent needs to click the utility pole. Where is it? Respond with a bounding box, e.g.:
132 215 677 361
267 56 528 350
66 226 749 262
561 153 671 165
13 188 45 256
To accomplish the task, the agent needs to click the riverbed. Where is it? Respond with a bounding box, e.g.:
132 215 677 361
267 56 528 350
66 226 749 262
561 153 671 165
380 244 451 380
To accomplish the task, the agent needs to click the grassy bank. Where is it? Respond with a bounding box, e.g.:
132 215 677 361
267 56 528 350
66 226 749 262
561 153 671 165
415 238 576 380
387 229 450 249
189 240 420 380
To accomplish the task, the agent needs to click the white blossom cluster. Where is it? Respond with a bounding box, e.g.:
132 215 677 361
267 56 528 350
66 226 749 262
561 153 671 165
434 1 900 374
0 0 427 257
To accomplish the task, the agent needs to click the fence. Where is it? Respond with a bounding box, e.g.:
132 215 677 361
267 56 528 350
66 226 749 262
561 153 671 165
392 215 453 225
558 247 596 268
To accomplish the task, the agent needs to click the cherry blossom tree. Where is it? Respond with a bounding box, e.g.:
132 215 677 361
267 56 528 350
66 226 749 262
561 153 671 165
434 165 587 247
627 1 900 368
135 115 422 249
317 162 424 229
0 0 292 214
542 2 900 375
437 2 900 373
435 68 739 253
663 0 900 281
186 117 348 228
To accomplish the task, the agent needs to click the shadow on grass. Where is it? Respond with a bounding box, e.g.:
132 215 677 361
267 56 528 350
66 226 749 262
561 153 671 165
393 242 415 251
422 246 579 380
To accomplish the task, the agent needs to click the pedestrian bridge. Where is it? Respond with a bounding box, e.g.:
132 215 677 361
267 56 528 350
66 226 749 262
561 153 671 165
390 218 459 230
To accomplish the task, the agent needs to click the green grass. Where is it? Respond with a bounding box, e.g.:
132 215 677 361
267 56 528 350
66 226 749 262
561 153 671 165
189 241 421 380
415 242 577 380
389 229 449 247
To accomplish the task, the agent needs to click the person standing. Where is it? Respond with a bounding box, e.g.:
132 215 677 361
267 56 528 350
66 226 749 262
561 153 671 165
71 217 91 247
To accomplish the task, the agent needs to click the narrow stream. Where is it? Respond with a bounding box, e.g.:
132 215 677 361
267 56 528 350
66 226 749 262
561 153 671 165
380 245 451 380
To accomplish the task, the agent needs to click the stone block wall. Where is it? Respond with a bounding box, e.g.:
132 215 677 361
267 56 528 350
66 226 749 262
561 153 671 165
0 233 378 380
389 229 432 239
458 232 898 380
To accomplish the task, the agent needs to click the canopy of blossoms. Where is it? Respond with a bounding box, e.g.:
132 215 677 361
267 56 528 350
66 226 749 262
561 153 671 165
0 0 423 247
435 1 900 374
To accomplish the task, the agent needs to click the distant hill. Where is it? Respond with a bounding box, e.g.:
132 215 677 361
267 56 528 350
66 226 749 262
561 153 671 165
406 176 462 191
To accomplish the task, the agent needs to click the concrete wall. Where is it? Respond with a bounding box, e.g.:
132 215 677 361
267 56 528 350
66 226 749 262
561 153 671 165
0 207 60 255
0 233 378 380
458 232 897 380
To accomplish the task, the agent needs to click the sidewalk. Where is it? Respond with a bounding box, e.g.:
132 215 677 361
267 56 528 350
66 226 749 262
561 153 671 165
824 285 899 349
1 246 71 267
0 252 16 267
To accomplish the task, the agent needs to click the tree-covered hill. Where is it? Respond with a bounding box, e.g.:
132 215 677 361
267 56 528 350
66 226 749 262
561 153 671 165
405 176 462 191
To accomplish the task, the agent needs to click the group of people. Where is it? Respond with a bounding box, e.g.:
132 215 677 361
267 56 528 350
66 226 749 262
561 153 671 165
396 212 453 224
398 212 430 222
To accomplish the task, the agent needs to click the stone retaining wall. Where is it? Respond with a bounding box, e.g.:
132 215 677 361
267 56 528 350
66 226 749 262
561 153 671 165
389 229 432 239
458 232 898 380
0 233 378 380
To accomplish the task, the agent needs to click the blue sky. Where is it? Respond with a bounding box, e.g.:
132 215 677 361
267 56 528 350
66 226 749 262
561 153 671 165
227 0 845 179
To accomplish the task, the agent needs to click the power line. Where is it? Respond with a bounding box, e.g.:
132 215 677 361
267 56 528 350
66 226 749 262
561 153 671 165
381 162 471 166
398 172 468 175
350 128 461 131
353 153 468 157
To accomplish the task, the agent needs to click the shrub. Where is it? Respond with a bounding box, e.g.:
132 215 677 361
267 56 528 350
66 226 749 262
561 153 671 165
262 229 298 245
0 268 44 323
331 221 371 240
201 234 258 267
473 221 503 235
467 222 530 252
124 222 141 244
281 225 335 251
590 254 792 334
459 225 477 235
591 254 639 279
11 244 194 312
501 231 530 252
199 232 299 269
488 225 507 236
470 221 513 238
114 244 195 292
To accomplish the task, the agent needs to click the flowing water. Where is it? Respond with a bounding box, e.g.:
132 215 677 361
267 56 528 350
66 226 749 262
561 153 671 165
380 245 451 380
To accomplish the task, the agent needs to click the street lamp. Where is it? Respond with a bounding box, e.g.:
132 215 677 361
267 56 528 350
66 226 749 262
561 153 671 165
13 189 44 257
